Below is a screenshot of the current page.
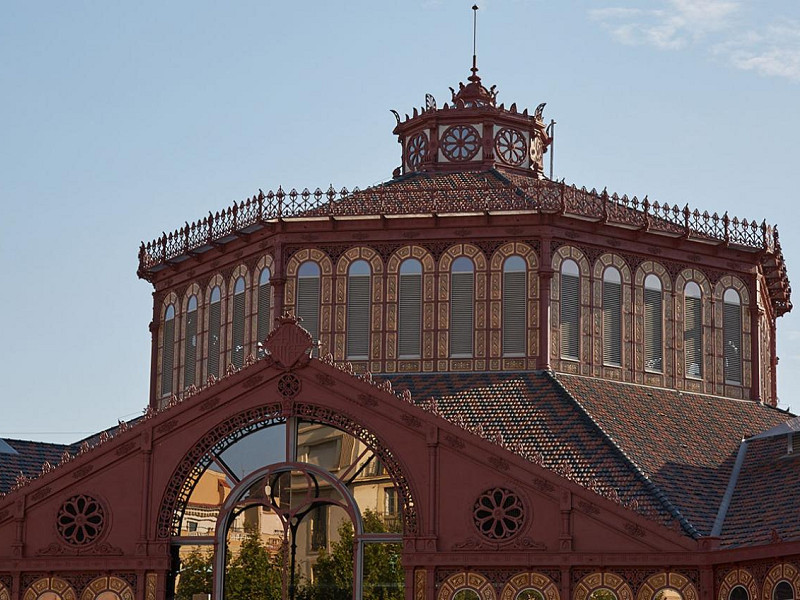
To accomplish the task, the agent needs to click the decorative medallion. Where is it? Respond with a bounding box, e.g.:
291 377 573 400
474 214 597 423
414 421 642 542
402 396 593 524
278 373 301 398
473 487 525 541
441 125 481 161
407 132 429 169
56 494 105 546
494 128 526 166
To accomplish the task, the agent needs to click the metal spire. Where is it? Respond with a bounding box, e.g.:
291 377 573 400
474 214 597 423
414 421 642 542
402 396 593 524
470 4 480 83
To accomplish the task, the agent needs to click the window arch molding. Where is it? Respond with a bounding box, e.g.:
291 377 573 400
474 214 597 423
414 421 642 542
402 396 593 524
253 253 275 350
763 563 800 600
714 275 750 387
635 572 698 600
634 262 672 375
551 246 590 367
159 292 180 400
573 572 633 600
335 247 384 362
717 568 758 600
386 245 436 365
490 242 539 361
23 577 77 600
80 576 135 600
500 571 560 600
204 274 226 383
181 283 202 391
438 572 496 600
675 269 712 382
226 265 251 369
285 248 334 353
593 254 632 369
439 244 488 362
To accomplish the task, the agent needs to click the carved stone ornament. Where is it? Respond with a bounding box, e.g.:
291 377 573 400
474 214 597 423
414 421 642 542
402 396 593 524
473 487 526 541
264 313 314 369
56 494 105 546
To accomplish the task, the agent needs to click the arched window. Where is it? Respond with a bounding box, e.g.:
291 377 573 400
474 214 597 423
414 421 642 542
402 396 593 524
503 256 526 356
398 259 422 358
184 295 198 388
774 582 794 600
297 261 320 344
161 304 176 396
723 288 742 384
603 267 622 366
231 277 246 368
450 257 474 357
346 260 371 360
644 274 663 372
560 259 580 360
256 267 271 356
208 286 221 379
730 586 749 600
684 282 703 378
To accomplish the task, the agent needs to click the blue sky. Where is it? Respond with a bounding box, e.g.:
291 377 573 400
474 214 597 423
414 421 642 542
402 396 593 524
1 1 799 443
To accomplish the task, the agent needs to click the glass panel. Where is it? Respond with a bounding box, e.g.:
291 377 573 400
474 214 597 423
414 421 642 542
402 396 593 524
400 258 422 274
504 255 526 272
363 541 404 600
561 259 579 276
730 586 749 600
452 257 474 273
589 590 618 600
774 582 794 600
217 424 287 480
517 590 545 600
234 277 245 294
300 504 354 599
644 274 661 291
350 260 370 276
659 589 684 600
299 261 320 277
724 288 741 304
685 281 701 298
174 547 214 600
224 506 284 600
181 461 233 538
260 267 271 286
603 267 621 283
454 591 481 600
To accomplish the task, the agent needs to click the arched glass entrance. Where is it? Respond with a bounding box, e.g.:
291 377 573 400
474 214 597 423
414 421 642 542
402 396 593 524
168 416 405 600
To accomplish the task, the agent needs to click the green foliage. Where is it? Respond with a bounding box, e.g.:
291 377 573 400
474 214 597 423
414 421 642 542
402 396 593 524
225 525 283 600
300 509 403 600
176 549 213 600
590 589 619 600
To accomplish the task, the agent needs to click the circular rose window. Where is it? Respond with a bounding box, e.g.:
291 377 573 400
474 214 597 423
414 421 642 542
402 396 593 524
407 132 429 169
56 494 105 546
473 487 525 540
441 125 481 161
494 128 526 166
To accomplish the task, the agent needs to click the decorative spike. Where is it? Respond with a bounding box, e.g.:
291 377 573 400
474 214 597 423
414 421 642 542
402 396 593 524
99 431 110 444
41 461 53 475
80 441 91 455
412 107 418 118
510 102 517 113
60 450 72 465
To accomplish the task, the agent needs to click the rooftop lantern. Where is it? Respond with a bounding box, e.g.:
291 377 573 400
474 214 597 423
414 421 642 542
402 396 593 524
392 5 552 178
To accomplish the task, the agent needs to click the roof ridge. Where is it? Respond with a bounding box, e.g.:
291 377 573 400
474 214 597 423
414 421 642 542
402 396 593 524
546 371 701 539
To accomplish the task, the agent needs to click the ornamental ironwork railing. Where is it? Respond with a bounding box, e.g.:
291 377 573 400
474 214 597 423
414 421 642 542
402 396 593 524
138 179 778 272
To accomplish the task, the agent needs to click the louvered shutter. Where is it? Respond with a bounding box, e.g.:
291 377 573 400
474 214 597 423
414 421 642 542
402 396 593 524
560 274 580 359
603 280 622 366
503 270 526 356
161 314 175 396
450 272 474 356
644 288 663 372
398 272 422 358
184 308 197 387
208 299 221 378
297 276 320 342
724 301 742 383
256 280 271 357
684 296 703 378
346 274 371 358
232 288 246 368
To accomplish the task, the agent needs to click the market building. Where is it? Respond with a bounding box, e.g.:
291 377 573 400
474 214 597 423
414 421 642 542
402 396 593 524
0 51 796 600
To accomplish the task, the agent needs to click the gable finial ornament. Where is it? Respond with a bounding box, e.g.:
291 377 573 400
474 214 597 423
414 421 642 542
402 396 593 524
263 311 314 370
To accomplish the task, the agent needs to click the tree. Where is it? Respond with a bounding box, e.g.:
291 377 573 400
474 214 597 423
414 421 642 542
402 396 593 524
302 508 403 600
176 549 213 600
225 525 283 600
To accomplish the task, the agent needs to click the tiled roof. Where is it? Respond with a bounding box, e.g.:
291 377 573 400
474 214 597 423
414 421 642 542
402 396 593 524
720 434 800 547
555 374 791 537
385 371 684 532
0 438 70 494
385 371 794 542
